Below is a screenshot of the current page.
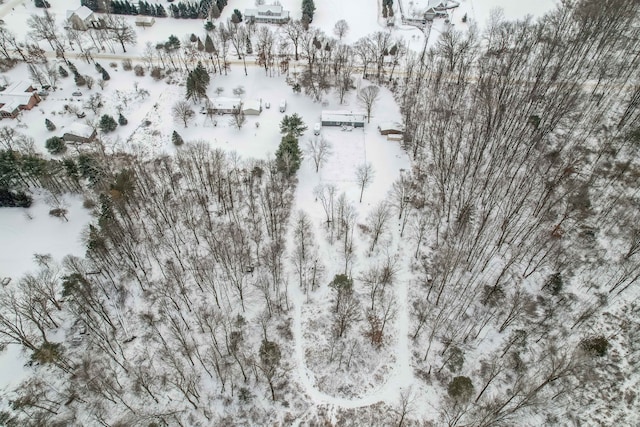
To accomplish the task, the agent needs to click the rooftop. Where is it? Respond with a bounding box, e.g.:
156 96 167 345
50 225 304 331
63 123 96 138
321 110 367 123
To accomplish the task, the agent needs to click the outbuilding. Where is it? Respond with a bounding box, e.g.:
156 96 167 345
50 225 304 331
377 121 404 135
242 100 262 115
321 110 366 128
62 123 97 144
135 16 156 27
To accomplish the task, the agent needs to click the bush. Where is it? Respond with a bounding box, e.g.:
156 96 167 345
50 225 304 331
0 189 32 208
45 136 67 155
45 118 56 131
99 114 118 133
122 59 133 70
134 65 145 76
150 67 163 80
448 376 474 402
172 130 184 146
581 336 610 357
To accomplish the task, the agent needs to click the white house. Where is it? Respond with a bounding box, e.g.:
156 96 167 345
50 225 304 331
321 111 367 128
66 6 97 31
208 97 242 115
244 4 290 24
62 123 97 144
242 100 262 115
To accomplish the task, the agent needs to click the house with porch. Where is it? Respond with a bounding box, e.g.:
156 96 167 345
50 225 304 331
208 97 242 115
244 4 290 24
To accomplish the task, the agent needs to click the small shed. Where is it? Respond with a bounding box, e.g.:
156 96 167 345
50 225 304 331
208 97 242 115
62 123 97 144
321 110 366 128
242 100 262 115
378 122 404 135
135 16 156 27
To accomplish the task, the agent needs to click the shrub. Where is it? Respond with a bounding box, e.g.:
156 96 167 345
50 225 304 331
172 130 184 146
0 189 32 208
45 118 56 131
134 65 145 76
448 376 474 402
150 67 163 80
45 136 67 155
581 336 610 357
122 59 133 70
99 114 118 133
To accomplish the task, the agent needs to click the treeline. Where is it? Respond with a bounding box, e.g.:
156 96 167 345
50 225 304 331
81 0 228 19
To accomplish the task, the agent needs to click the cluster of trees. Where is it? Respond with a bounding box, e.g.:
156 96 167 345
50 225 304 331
0 141 299 425
109 0 167 17
169 0 227 19
396 0 640 424
185 61 210 102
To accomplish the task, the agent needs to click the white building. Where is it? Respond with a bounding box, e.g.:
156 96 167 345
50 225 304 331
135 16 156 27
244 4 290 24
321 110 367 128
242 100 262 115
66 6 97 31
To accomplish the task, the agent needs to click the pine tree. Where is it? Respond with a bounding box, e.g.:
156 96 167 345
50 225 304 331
186 61 210 102
118 113 128 125
58 66 69 78
209 3 220 19
172 130 184 146
99 114 118 132
45 137 66 155
275 133 302 176
302 0 315 22
45 119 56 131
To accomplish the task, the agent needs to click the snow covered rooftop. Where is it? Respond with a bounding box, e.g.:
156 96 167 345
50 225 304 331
242 100 261 111
67 6 94 21
378 121 404 132
63 123 96 139
211 97 242 110
0 81 36 112
321 110 367 123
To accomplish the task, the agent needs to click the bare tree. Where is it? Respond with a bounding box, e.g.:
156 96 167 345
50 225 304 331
358 85 380 123
334 19 350 40
306 136 332 172
105 15 137 53
230 110 246 130
172 101 195 128
85 93 103 115
355 162 375 203
366 201 391 253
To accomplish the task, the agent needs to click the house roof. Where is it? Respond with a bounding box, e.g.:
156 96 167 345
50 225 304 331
0 81 36 110
212 97 241 110
68 5 94 21
378 121 404 132
245 4 288 17
242 100 261 111
321 110 367 123
63 123 96 139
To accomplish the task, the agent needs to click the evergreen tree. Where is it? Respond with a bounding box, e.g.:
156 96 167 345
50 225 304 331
99 114 118 133
172 130 184 146
118 113 128 125
58 66 69 78
45 137 66 155
275 133 302 176
245 35 253 55
209 3 220 19
232 9 243 23
204 20 215 31
45 119 56 131
302 0 315 22
186 61 210 102
279 113 308 137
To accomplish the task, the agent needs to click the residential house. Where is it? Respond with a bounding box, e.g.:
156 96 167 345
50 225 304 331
62 123 97 144
244 4 290 24
242 100 262 115
0 81 41 119
321 110 367 128
208 97 242 115
66 6 97 31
